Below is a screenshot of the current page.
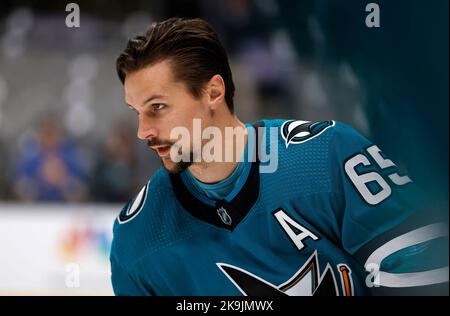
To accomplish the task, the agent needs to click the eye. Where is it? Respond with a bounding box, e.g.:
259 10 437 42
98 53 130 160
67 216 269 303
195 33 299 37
152 103 166 111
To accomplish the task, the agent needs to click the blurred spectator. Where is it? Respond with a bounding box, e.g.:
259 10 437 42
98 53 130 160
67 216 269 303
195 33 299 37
12 115 87 201
91 120 139 203
0 139 9 199
0 0 446 207
201 0 298 117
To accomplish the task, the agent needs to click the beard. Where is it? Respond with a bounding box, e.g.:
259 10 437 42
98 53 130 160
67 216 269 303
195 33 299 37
161 158 192 174
147 139 201 175
148 139 195 175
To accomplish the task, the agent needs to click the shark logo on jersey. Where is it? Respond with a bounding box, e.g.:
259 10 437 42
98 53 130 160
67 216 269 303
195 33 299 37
217 251 351 296
281 120 335 147
118 184 148 224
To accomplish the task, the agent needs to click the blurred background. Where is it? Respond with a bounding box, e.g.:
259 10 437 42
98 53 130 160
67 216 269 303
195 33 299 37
0 0 448 295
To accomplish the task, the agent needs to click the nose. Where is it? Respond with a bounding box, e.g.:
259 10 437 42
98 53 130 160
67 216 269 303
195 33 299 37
137 115 157 140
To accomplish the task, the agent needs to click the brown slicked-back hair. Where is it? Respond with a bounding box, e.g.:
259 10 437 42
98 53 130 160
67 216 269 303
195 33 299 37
116 17 235 112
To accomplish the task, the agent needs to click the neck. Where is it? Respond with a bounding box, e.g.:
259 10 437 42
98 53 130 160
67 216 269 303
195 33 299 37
188 115 247 183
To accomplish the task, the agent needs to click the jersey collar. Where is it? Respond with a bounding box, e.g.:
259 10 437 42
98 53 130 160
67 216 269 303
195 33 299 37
169 121 264 231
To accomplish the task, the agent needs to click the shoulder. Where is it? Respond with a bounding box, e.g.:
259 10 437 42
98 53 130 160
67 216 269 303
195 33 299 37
110 168 173 263
260 119 370 153
260 118 338 144
115 168 170 225
110 167 204 267
258 119 370 188
115 168 171 228
258 118 349 156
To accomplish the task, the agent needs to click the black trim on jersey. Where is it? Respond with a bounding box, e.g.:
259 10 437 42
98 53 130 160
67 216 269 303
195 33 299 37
219 251 340 296
220 265 287 296
169 121 265 231
314 268 339 296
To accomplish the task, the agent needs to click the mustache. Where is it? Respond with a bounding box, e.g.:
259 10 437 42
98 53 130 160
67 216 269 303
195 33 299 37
147 139 174 147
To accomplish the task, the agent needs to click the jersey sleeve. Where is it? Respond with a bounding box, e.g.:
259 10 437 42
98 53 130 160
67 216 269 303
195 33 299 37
110 218 154 296
110 254 148 296
328 122 448 294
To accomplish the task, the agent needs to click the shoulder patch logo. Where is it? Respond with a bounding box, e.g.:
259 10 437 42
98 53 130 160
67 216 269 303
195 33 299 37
281 120 335 147
118 184 148 224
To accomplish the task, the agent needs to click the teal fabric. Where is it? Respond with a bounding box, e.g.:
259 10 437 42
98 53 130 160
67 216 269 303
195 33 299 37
110 119 448 296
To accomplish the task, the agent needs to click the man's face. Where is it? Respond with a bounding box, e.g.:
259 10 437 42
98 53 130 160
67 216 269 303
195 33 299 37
124 60 211 173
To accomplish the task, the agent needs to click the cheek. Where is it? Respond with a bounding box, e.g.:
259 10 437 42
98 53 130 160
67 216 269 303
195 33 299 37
174 102 204 126
164 100 210 140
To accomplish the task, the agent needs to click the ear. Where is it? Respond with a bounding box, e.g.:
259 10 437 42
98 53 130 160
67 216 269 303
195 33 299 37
204 74 225 110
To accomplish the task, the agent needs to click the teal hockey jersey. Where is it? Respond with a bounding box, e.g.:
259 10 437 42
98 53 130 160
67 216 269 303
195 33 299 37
110 119 448 295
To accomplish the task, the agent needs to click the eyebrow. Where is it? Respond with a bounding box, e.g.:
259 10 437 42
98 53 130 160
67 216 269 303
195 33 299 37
141 94 166 106
126 94 167 109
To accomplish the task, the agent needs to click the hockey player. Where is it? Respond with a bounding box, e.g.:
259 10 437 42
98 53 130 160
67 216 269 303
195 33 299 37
110 18 448 296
